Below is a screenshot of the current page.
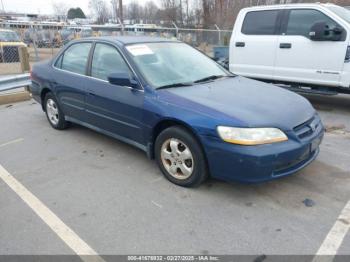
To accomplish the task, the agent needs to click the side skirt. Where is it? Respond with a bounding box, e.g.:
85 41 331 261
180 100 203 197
65 116 148 154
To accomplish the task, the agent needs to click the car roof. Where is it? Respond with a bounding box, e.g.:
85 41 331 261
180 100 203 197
85 36 180 45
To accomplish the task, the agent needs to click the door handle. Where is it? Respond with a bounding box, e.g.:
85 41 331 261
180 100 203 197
87 91 96 96
280 43 292 49
235 42 245 47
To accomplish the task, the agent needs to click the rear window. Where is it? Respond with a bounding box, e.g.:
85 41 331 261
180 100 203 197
242 10 279 35
59 43 91 75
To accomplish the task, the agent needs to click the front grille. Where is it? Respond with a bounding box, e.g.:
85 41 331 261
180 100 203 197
293 116 320 139
274 149 317 175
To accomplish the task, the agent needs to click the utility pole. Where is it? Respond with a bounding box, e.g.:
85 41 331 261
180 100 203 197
1 0 5 13
118 0 123 24
111 0 117 21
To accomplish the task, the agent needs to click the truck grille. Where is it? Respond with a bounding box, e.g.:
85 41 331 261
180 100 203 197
293 116 320 139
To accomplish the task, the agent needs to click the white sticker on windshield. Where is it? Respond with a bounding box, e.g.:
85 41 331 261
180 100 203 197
126 44 154 56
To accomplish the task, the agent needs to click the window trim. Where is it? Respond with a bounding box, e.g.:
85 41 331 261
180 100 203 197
241 9 283 36
52 40 144 91
281 8 346 41
54 53 63 69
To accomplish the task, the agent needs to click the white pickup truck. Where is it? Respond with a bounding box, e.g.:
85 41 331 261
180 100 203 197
229 3 350 95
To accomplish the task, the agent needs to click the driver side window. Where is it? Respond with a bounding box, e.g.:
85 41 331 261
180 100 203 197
91 43 131 81
285 9 338 38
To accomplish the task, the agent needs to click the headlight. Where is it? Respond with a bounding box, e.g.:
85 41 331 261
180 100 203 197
217 126 288 145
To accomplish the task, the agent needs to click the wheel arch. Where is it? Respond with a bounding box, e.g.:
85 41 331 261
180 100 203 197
149 118 208 166
40 87 52 111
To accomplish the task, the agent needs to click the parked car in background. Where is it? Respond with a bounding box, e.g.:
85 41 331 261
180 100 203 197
76 27 93 39
30 37 324 187
59 27 95 46
0 29 26 63
230 3 350 95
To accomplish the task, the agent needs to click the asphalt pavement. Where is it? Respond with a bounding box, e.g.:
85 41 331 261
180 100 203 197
0 93 349 258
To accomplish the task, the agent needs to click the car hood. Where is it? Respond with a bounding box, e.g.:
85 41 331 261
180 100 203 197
158 76 315 131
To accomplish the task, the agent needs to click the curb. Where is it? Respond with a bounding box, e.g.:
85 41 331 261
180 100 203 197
0 91 31 105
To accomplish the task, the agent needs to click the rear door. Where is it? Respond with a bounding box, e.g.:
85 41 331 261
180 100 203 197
53 42 92 120
230 9 282 80
274 8 347 87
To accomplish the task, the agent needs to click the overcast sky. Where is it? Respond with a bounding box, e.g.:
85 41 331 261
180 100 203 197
1 0 157 15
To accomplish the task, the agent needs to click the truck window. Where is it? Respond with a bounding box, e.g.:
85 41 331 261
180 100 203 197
242 10 279 35
285 9 338 38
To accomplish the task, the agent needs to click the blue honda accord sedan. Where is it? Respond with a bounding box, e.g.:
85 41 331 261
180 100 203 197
30 36 324 187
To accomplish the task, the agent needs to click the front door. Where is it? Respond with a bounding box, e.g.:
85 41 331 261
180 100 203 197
274 8 347 87
85 43 145 145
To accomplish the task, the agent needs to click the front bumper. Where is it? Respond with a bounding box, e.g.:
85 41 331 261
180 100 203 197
200 124 324 183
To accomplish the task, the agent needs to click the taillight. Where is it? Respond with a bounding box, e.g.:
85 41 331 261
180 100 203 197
29 70 33 80
345 46 350 62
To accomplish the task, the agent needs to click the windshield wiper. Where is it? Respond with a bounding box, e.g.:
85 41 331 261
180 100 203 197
194 75 233 83
156 82 193 90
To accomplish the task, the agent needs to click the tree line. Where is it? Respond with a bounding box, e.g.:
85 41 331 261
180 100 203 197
53 0 350 29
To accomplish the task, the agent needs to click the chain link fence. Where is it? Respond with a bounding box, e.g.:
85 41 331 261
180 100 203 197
0 22 232 76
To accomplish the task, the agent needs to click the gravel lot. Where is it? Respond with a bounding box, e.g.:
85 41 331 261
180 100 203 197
0 93 349 259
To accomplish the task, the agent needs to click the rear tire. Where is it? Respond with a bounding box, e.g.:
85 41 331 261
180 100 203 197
44 92 69 130
155 126 208 187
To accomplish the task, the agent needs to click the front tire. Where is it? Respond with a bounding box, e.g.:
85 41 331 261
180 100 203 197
44 92 69 130
155 126 208 187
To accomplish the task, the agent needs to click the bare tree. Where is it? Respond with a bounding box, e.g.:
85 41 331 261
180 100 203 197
161 0 179 24
119 0 123 24
143 1 159 23
179 0 184 25
202 0 211 28
110 0 117 21
128 1 141 23
183 0 189 25
89 0 111 24
116 0 350 29
52 1 69 21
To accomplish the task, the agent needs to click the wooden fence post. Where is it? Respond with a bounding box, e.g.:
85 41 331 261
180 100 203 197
19 46 30 73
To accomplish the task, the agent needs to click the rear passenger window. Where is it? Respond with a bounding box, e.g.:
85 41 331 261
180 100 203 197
61 43 91 75
242 10 279 35
285 9 338 38
91 43 131 81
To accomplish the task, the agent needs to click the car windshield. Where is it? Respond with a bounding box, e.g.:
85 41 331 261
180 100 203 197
0 31 20 42
326 5 350 24
125 42 229 88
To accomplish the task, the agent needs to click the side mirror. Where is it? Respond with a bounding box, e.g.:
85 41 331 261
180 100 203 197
332 26 344 39
107 72 139 89
309 22 343 41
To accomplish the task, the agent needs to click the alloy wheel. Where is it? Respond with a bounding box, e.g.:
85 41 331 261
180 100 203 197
160 138 194 180
46 98 59 125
